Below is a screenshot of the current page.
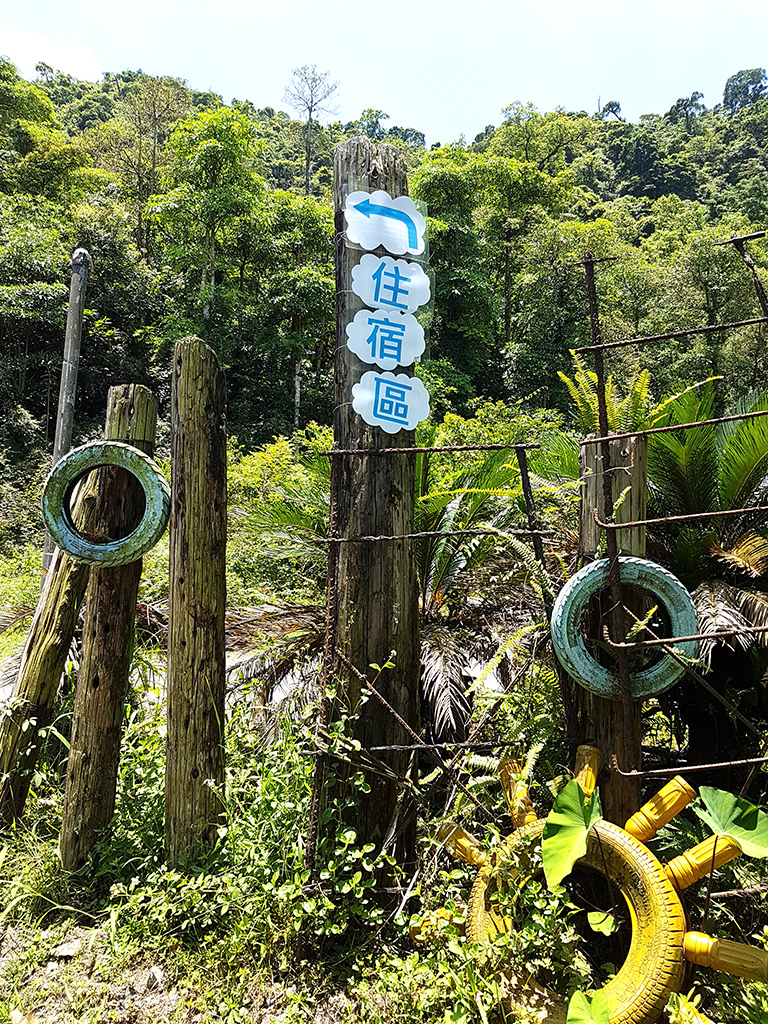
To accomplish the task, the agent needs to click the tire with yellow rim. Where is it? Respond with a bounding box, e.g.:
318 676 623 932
466 818 686 1024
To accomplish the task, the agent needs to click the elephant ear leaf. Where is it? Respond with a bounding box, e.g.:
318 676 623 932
693 787 768 858
542 779 602 888
567 989 610 1024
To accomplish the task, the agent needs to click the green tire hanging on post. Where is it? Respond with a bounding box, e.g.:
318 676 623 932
42 441 170 566
550 556 698 700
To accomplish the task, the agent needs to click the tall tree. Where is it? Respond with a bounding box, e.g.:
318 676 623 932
723 69 768 115
282 65 338 194
146 106 262 326
88 76 190 251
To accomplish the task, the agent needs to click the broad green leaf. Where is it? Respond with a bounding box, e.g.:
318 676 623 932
692 787 768 858
542 780 602 888
567 989 610 1024
587 911 618 935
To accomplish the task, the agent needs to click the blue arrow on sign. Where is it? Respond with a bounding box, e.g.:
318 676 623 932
353 197 418 250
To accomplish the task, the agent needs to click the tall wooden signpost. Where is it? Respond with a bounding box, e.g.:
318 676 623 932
322 139 430 888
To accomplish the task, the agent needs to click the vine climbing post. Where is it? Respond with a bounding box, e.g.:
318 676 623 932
312 138 421 894
165 337 227 868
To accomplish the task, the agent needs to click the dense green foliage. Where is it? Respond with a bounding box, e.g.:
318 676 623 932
3 57 768 451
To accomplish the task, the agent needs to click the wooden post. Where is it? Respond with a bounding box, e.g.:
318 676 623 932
43 248 92 571
575 434 647 821
323 139 420 881
59 385 158 871
165 337 227 868
0 388 130 827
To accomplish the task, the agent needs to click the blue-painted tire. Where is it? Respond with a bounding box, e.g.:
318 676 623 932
42 441 170 566
550 557 698 700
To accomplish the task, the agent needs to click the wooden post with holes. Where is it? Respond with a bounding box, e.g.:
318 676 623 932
317 138 420 890
59 384 158 871
0 390 141 827
165 337 227 868
575 434 647 821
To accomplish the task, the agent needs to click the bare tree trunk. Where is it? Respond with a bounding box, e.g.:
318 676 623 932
59 385 158 871
321 139 420 889
165 337 227 868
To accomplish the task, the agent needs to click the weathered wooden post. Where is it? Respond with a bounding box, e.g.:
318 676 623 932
165 337 227 867
43 247 92 571
316 139 422 887
575 431 647 821
59 385 158 871
0 385 144 827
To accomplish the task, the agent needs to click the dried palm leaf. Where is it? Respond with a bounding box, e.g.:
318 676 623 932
421 625 470 743
692 580 753 665
0 606 34 635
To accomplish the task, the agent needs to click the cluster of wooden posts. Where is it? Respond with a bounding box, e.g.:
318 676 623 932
0 337 227 871
0 136 656 896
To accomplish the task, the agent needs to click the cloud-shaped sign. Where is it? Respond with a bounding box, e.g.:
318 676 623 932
346 308 424 370
352 371 430 434
344 190 426 256
351 253 430 313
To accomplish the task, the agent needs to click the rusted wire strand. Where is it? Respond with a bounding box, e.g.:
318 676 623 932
622 609 761 737
607 625 768 649
581 408 768 446
333 648 495 821
320 442 541 456
301 741 505 754
573 316 768 354
595 504 768 530
611 754 768 778
316 527 553 544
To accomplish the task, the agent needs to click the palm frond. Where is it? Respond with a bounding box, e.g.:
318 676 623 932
717 392 768 516
420 625 471 743
529 431 580 483
691 580 753 665
709 534 768 578
0 606 34 635
731 588 768 645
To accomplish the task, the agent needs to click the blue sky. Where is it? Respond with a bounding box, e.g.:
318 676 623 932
3 0 768 144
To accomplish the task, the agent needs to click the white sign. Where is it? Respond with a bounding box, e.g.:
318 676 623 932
344 190 426 256
352 370 430 434
351 253 430 314
346 308 424 370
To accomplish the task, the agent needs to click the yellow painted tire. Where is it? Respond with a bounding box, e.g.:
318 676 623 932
467 819 686 1024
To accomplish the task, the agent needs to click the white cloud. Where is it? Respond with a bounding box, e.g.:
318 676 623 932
2 29 103 82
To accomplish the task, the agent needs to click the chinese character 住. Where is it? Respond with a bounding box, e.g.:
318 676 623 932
372 377 412 426
371 261 411 309
366 315 406 363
